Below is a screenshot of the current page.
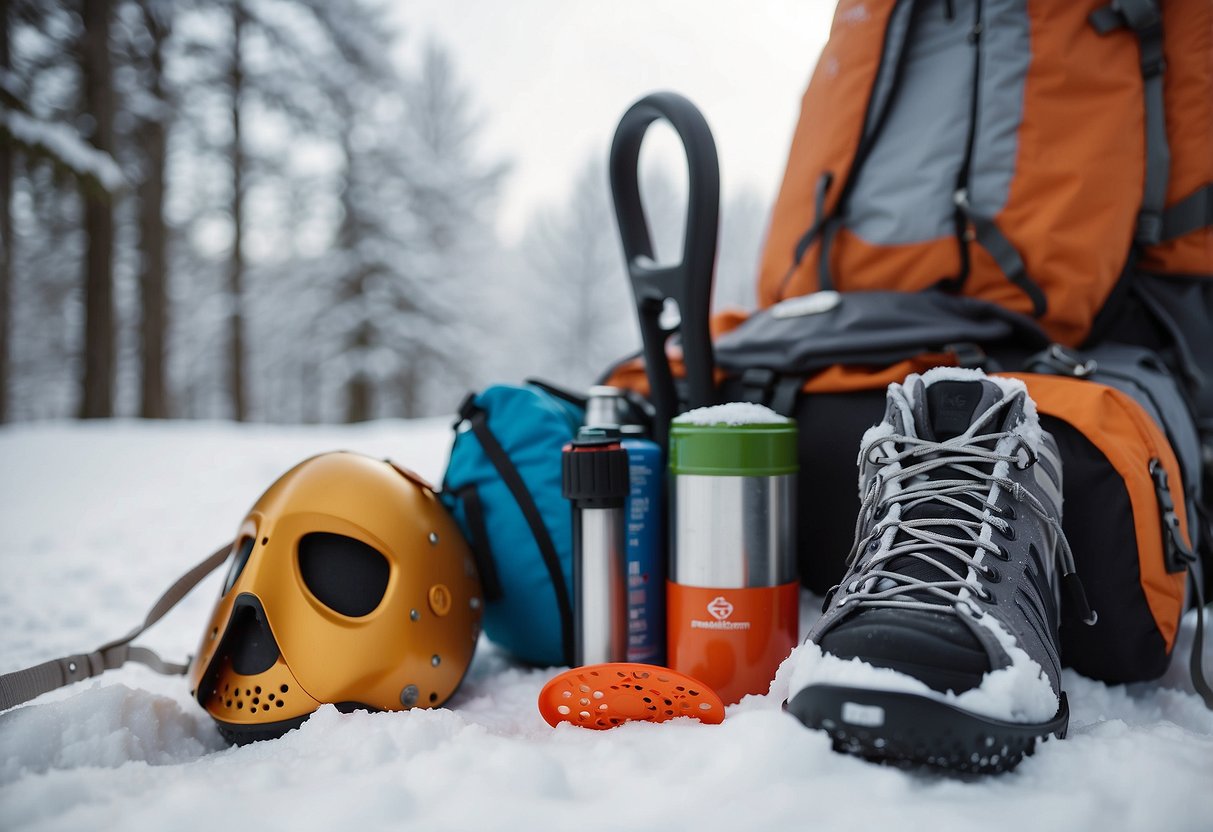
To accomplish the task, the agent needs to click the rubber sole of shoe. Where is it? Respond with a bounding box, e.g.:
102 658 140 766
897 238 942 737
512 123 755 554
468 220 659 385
786 683 1069 775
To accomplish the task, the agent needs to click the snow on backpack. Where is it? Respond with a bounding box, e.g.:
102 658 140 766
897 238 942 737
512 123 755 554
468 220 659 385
440 383 585 667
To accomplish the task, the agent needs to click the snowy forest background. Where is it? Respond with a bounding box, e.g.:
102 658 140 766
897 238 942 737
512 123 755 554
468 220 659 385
0 0 772 425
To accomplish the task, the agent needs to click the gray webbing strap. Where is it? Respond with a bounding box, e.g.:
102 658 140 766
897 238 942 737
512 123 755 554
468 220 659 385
0 542 233 712
1187 569 1213 711
1090 0 1170 246
968 212 1048 317
1161 185 1213 242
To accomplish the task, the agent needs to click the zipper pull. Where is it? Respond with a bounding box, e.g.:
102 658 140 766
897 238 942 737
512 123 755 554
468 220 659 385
1149 459 1197 573
1054 532 1098 626
1062 572 1098 626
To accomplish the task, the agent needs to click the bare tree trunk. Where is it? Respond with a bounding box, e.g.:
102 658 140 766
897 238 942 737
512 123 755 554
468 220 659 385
227 0 247 421
137 3 170 418
345 327 372 422
79 0 115 419
0 9 12 423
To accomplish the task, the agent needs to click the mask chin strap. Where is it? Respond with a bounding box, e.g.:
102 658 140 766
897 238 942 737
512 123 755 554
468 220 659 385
0 542 233 713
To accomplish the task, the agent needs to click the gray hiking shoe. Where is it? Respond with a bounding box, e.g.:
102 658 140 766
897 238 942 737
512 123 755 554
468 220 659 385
786 368 1093 774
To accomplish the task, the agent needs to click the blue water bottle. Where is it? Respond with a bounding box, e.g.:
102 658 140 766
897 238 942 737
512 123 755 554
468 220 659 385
619 424 664 665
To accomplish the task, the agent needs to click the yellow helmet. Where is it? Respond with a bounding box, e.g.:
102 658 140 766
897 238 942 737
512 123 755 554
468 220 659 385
187 452 483 744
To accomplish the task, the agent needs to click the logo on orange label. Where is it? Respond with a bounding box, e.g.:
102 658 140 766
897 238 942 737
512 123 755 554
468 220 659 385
707 596 734 620
691 595 751 631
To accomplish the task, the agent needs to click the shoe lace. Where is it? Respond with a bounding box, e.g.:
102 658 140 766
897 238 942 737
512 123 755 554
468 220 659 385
833 424 1091 622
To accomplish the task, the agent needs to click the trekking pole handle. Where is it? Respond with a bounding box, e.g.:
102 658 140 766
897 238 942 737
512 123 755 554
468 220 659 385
609 91 720 420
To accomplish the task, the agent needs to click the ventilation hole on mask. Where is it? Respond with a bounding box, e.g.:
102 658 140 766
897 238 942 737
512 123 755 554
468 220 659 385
280 684 289 693
557 705 570 715
643 697 652 704
261 537 268 546
689 690 700 696
252 697 260 705
226 700 232 707
657 676 670 683
276 700 284 708
237 702 243 709
268 693 275 701
224 683 229 692
665 710 673 716
675 686 685 692
579 684 590 692
262 704 270 711
663 698 672 706
297 532 390 617
699 702 712 711
579 711 590 720
592 691 603 699
233 688 240 696
255 686 262 694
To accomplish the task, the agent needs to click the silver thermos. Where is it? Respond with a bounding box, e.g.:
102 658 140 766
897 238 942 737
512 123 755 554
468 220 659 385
562 428 630 666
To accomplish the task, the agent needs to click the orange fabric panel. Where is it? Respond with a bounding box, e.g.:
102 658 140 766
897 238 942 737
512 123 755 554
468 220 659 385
1139 0 1213 275
829 233 960 295
1005 373 1189 650
756 0 901 308
801 354 955 394
990 1 1143 346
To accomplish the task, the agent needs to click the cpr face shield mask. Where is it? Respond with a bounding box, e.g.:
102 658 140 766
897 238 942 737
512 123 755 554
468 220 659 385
187 452 484 745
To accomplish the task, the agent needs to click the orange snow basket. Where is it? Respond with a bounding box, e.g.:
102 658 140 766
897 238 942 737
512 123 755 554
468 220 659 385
538 663 725 729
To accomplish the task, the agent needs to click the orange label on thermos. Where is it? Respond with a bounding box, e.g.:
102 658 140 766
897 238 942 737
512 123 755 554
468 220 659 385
666 581 800 705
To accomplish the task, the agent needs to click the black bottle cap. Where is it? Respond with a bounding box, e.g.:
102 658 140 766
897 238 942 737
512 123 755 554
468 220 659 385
562 437 629 507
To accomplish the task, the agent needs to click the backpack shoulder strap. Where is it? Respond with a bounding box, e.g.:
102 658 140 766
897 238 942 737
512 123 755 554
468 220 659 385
1090 0 1171 246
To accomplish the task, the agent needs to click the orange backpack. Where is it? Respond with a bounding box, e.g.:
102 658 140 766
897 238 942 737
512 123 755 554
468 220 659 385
759 0 1212 348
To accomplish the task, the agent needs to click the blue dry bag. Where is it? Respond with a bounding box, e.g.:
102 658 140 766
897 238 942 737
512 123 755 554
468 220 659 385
441 383 583 666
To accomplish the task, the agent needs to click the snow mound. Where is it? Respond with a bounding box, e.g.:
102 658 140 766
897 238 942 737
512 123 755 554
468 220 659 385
673 402 790 426
0 684 224 785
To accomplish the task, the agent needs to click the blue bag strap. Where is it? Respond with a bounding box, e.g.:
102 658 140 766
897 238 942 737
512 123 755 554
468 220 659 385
461 399 574 666
454 484 504 603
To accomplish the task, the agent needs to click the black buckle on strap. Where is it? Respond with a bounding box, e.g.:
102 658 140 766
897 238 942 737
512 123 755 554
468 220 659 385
1136 210 1165 245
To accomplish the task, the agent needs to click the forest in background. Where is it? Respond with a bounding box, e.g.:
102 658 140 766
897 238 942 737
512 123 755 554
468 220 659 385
0 0 767 424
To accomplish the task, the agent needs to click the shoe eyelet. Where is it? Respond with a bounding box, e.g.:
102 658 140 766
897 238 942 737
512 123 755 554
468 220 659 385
1002 504 1017 520
982 564 1001 582
998 523 1017 541
977 587 994 603
821 585 839 613
992 544 1012 561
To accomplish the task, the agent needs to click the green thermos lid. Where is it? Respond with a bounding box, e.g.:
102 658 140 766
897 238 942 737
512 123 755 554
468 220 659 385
669 404 798 476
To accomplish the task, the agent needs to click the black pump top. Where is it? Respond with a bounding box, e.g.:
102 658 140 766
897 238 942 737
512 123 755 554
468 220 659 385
562 438 629 507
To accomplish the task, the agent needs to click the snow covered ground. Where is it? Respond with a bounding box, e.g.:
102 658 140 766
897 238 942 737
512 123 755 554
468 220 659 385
1 419 1211 831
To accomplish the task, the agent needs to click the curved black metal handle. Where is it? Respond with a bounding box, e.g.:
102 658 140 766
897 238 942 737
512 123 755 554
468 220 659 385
609 91 719 448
